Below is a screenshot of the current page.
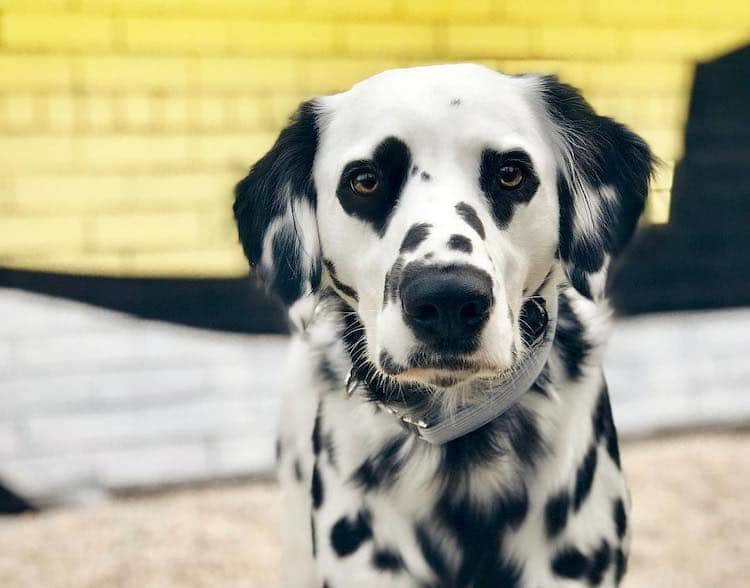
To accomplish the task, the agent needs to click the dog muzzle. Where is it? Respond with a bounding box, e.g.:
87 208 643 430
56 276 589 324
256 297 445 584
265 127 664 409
345 295 558 445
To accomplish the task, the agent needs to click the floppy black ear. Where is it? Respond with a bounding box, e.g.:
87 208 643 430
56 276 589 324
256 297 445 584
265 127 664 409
233 100 322 306
537 76 655 301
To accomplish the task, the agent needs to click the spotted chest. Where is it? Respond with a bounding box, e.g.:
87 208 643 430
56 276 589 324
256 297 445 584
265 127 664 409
277 291 631 588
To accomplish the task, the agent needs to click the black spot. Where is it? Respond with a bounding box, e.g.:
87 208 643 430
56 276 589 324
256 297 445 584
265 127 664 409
312 405 323 455
323 258 359 301
592 384 622 468
383 255 405 307
336 136 411 235
505 407 546 469
352 434 407 491
400 223 431 253
545 490 570 538
455 202 485 239
613 498 627 539
479 149 540 228
504 485 530 531
234 101 321 306
311 515 317 556
294 458 303 481
275 438 282 462
317 353 339 388
435 491 524 587
323 433 338 470
440 406 543 482
573 444 598 511
606 429 621 469
587 539 611 585
447 234 472 253
372 547 404 572
311 464 323 509
420 171 431 181
450 97 461 106
614 548 627 584
330 511 372 557
554 291 591 381
411 164 419 176
322 582 330 588
551 546 588 579
415 523 450 581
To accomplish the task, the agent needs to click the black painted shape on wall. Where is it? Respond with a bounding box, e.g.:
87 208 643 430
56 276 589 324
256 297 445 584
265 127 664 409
0 483 34 516
0 269 289 334
610 44 750 315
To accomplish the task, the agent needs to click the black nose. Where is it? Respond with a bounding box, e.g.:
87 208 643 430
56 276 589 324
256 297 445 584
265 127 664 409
400 265 493 350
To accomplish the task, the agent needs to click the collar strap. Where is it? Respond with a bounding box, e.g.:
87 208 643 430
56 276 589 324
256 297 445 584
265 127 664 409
347 296 558 445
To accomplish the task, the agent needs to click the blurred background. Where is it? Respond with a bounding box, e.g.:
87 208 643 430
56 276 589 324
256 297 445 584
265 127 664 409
0 1 748 586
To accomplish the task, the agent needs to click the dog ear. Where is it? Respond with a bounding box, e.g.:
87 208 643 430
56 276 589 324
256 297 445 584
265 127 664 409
536 76 655 301
234 100 322 306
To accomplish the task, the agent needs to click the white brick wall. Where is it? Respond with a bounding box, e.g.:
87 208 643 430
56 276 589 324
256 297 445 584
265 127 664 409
605 308 750 435
0 288 748 507
0 288 286 506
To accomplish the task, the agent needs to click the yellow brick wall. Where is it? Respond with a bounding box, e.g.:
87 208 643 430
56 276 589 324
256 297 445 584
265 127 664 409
0 0 748 277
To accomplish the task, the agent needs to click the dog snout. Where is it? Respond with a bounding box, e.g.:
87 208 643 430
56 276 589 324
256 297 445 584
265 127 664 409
400 265 493 349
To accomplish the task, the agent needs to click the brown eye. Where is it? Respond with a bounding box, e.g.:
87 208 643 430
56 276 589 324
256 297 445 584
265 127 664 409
351 171 379 195
498 165 524 188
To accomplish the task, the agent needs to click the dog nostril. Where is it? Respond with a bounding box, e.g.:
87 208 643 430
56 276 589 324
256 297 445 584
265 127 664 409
460 300 489 326
412 303 440 323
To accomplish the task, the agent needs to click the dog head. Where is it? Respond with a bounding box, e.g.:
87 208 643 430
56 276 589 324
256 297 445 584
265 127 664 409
235 64 653 390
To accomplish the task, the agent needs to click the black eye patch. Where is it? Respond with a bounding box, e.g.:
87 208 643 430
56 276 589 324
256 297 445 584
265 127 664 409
336 137 411 236
479 149 540 229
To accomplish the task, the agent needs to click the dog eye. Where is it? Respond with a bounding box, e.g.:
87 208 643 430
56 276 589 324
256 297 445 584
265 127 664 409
498 165 524 188
351 171 379 195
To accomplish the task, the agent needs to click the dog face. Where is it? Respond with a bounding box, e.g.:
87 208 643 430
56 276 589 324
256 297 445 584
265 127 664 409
235 64 653 390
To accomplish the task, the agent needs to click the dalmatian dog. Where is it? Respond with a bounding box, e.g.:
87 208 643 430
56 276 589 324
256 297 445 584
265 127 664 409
234 64 653 588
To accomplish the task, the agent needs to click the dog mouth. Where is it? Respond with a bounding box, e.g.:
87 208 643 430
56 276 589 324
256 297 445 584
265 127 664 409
379 348 504 389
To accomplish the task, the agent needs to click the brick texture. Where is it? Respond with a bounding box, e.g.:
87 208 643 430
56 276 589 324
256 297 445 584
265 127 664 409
0 0 747 275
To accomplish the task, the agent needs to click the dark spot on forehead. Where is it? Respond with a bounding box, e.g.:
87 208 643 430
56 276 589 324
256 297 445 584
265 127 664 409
455 202 485 239
420 171 431 181
447 234 472 254
411 164 419 176
450 97 462 107
400 222 431 253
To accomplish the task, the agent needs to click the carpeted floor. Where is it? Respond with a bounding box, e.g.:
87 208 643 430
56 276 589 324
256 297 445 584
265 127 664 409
1 431 748 587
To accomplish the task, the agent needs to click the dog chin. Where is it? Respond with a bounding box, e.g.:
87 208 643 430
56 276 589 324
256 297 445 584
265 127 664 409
391 365 504 390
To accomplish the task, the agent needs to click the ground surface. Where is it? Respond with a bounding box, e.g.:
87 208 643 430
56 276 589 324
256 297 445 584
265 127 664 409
1 431 748 588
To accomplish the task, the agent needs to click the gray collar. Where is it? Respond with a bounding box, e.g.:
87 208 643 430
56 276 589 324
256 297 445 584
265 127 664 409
345 296 558 445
